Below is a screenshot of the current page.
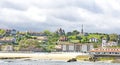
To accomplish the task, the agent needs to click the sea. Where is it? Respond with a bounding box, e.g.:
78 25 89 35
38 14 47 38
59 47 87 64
0 59 120 65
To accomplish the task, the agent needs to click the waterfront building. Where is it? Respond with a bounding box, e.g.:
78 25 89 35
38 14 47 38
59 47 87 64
55 43 93 52
90 48 120 55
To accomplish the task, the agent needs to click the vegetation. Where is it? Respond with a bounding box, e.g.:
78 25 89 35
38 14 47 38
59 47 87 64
0 28 120 52
0 29 5 35
76 55 90 61
98 57 115 61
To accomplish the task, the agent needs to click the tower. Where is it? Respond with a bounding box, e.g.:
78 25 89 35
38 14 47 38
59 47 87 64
81 24 83 34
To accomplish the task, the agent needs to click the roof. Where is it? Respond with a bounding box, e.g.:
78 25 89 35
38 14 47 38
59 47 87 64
90 48 120 52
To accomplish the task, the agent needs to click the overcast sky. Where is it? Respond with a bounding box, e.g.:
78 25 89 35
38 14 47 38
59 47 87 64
0 0 120 33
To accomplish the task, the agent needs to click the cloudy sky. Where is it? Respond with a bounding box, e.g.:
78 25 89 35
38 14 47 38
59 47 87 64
0 0 120 33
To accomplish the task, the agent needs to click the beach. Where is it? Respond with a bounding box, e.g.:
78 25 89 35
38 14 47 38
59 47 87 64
0 52 88 61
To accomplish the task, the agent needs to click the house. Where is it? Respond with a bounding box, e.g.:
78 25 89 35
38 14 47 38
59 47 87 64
107 42 118 46
59 36 68 41
0 37 16 43
89 38 98 43
37 36 48 42
5 29 17 35
102 39 118 47
102 39 107 47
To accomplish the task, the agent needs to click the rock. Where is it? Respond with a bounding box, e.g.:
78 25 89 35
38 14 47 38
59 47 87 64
67 58 77 62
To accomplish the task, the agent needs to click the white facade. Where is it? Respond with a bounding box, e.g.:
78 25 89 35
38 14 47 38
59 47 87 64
68 44 74 51
62 45 66 51
107 42 118 46
81 44 87 52
102 39 107 47
59 44 93 52
89 38 98 43
102 39 118 47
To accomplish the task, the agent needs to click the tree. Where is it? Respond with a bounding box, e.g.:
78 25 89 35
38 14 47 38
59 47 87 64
19 39 40 48
43 30 51 36
109 34 118 42
0 29 5 35
72 30 79 35
81 36 88 43
67 32 72 36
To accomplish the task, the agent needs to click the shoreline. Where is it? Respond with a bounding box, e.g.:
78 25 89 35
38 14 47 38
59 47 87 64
0 52 88 61
0 52 119 63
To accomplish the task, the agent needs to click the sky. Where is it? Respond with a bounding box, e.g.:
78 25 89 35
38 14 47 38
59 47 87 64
0 0 120 33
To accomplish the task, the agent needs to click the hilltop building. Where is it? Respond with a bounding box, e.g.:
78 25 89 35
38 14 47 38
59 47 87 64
79 25 88 36
0 37 16 43
56 28 65 36
5 29 17 36
27 31 46 36
58 36 68 42
89 38 98 43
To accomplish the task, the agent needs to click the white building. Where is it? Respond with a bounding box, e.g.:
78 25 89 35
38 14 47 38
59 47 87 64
102 39 118 47
102 39 107 47
89 38 98 43
56 43 93 52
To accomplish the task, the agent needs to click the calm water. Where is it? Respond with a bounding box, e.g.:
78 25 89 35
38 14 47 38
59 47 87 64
0 59 120 65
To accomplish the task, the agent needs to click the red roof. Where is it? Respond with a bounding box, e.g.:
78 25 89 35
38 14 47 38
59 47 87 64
90 48 120 52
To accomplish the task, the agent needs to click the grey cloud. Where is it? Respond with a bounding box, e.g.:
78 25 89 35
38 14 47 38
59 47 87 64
0 0 120 34
0 1 27 11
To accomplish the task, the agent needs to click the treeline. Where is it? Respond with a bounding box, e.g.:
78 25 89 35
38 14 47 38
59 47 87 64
0 29 120 52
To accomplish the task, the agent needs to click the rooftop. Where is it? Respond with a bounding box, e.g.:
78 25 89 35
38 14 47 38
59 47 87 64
90 48 120 52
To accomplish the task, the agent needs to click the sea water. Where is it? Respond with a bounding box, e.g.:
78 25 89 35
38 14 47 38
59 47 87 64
0 59 120 65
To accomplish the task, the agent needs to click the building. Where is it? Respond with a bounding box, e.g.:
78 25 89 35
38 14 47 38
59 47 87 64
89 38 98 43
102 39 118 47
102 39 107 47
37 36 48 42
27 31 46 36
90 48 120 55
56 28 65 36
0 37 16 43
55 43 93 52
58 36 68 42
5 29 17 35
107 42 118 46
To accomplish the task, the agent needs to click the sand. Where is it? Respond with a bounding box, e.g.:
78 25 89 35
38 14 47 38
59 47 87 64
0 52 88 61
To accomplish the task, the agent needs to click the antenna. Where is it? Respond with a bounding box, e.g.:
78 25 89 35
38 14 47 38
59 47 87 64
81 24 83 34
